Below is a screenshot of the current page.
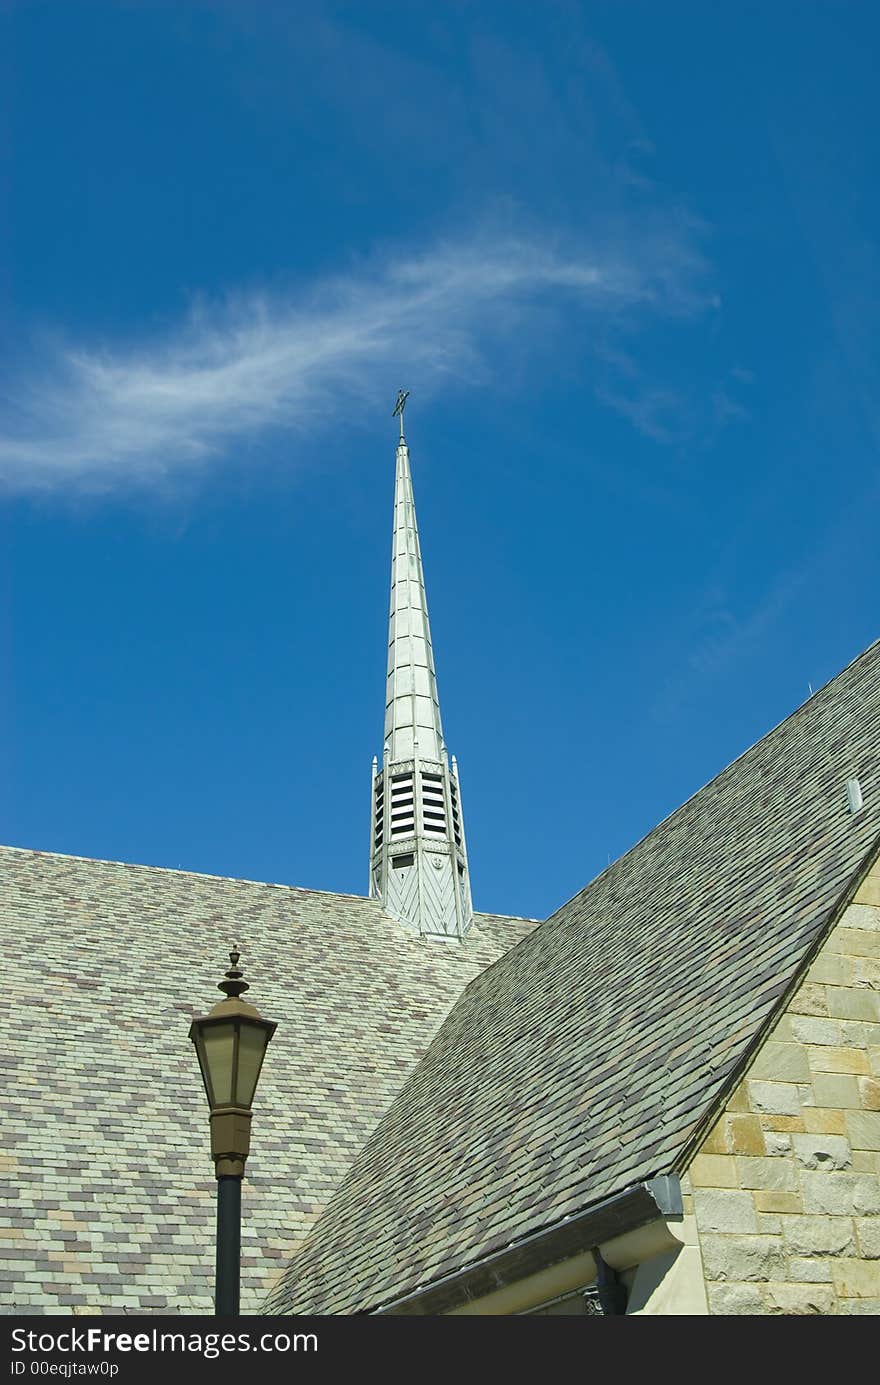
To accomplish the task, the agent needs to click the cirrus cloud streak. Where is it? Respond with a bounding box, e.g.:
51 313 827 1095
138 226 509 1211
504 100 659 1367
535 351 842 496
0 228 714 493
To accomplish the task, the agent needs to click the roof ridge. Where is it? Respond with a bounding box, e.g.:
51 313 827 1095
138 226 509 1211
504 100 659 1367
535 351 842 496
0 842 375 900
0 841 536 925
474 909 543 924
545 634 880 924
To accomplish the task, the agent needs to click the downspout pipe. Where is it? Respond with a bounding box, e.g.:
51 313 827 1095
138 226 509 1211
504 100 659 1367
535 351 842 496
594 1248 628 1316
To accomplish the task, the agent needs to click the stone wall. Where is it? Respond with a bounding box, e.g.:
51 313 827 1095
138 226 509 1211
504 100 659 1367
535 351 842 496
686 849 880 1314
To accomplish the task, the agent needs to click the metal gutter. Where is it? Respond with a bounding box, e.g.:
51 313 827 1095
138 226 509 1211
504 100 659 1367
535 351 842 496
372 1175 682 1316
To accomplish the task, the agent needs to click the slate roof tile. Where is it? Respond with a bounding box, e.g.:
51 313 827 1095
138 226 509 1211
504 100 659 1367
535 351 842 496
2 850 534 1314
267 639 880 1314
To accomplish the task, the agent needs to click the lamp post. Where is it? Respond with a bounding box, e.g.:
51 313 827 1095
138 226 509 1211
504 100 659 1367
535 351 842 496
189 948 277 1316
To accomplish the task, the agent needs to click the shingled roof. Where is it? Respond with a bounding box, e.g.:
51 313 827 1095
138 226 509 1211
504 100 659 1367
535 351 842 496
267 639 880 1315
1 850 534 1314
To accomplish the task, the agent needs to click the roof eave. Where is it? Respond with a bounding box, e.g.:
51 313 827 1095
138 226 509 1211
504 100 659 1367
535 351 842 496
370 1175 682 1316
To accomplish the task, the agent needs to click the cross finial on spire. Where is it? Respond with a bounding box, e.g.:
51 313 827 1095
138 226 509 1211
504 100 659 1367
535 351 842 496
392 389 410 441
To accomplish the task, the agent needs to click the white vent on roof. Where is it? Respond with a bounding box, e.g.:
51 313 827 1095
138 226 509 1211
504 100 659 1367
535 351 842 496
846 778 864 815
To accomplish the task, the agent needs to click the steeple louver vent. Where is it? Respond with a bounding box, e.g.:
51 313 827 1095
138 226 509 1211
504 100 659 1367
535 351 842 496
373 776 385 850
421 773 447 834
390 773 415 836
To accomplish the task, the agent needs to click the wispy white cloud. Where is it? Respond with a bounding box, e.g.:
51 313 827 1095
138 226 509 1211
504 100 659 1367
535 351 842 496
594 382 690 445
0 227 714 493
648 569 810 726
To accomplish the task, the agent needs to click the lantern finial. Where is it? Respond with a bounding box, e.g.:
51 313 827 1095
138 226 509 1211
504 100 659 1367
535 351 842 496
217 946 250 1001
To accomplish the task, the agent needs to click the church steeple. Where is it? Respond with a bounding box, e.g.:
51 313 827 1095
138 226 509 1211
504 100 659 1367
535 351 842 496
369 393 473 938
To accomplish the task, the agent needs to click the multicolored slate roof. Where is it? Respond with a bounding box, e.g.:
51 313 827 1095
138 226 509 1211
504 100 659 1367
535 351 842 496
267 639 880 1315
1 849 535 1315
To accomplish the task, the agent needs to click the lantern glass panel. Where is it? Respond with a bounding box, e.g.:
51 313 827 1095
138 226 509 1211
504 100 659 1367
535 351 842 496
235 1023 270 1107
201 1021 236 1106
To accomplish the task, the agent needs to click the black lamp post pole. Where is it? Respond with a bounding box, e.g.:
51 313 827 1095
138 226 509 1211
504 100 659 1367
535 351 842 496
190 949 277 1321
215 1174 242 1316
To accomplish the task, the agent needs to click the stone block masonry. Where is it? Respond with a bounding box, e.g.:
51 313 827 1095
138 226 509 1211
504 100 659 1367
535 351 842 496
688 851 880 1315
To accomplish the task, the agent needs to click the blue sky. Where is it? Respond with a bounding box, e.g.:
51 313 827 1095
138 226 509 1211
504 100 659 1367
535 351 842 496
1 1 877 920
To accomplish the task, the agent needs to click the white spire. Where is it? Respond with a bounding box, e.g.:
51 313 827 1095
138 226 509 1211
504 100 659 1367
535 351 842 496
383 433 445 765
369 394 472 938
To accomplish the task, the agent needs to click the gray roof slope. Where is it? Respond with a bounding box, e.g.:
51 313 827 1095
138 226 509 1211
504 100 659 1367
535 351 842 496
268 639 880 1315
1 847 534 1315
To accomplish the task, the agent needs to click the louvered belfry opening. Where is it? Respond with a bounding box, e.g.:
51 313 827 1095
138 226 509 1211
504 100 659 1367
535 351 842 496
390 772 416 836
420 772 446 834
